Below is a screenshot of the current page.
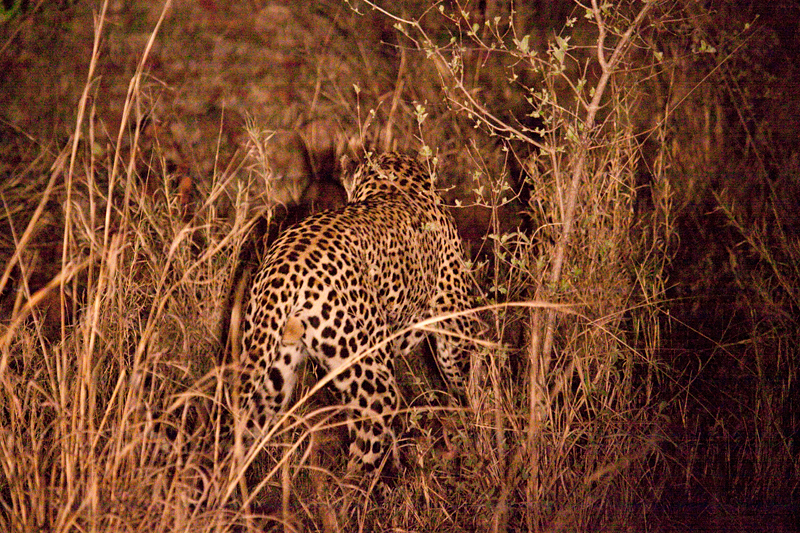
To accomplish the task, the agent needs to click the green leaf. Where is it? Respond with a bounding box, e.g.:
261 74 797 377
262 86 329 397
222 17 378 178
516 34 530 54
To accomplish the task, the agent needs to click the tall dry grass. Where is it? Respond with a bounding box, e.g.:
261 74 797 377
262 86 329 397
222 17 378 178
0 1 671 531
0 2 264 531
3 0 796 532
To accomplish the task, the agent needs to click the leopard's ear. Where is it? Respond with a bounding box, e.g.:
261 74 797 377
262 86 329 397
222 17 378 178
281 316 305 345
339 151 376 202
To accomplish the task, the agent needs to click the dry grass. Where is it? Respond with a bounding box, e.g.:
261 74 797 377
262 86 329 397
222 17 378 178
1 0 798 532
0 1 665 531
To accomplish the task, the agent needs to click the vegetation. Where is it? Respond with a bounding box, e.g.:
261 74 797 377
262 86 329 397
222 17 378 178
1 0 797 531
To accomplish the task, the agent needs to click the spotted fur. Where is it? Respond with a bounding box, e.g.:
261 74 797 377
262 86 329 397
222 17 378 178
239 153 477 474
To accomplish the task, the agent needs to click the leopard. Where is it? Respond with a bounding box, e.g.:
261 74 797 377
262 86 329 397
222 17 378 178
237 152 480 475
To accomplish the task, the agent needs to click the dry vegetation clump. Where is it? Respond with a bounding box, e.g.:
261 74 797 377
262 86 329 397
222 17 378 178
1 0 798 531
650 3 800 524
